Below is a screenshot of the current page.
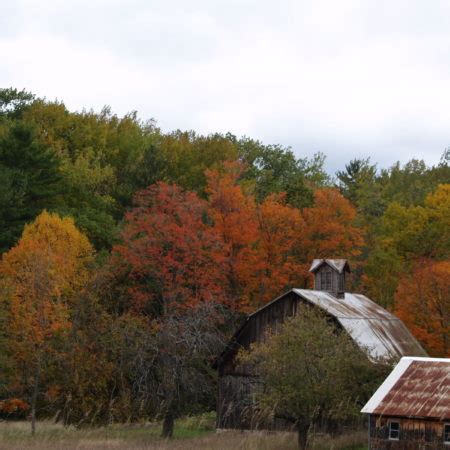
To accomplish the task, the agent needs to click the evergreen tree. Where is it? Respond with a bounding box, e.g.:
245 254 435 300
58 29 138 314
0 122 62 252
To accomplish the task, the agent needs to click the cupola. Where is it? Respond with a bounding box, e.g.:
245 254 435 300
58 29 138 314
309 259 350 298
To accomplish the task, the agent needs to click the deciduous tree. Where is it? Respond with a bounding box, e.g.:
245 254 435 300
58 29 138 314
248 193 306 305
0 211 94 434
206 162 259 310
302 189 364 286
115 182 226 314
395 261 450 357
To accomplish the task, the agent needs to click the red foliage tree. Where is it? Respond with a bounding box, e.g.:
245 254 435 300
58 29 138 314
115 182 227 314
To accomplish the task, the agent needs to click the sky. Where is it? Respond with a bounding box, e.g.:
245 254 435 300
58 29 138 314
1 0 450 172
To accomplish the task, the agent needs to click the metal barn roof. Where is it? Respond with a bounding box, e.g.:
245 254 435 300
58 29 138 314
361 357 450 420
292 290 426 360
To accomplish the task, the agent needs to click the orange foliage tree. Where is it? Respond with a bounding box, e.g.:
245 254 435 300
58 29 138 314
0 211 94 434
302 188 365 286
206 164 365 307
248 193 307 305
115 182 227 314
205 161 259 310
395 261 450 357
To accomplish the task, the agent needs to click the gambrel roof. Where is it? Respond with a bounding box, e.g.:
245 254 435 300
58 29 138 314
217 289 426 369
292 289 426 360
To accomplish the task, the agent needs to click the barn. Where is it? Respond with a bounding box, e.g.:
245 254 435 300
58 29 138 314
361 357 450 449
216 259 427 430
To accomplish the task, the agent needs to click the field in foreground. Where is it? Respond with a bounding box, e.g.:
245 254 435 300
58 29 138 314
0 418 367 450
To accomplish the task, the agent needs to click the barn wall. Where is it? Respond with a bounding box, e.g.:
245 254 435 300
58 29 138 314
369 415 448 450
217 374 295 431
217 291 301 429
220 291 300 377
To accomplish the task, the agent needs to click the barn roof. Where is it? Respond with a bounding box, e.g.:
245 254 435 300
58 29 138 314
361 357 450 420
216 289 426 369
309 259 349 273
293 289 426 360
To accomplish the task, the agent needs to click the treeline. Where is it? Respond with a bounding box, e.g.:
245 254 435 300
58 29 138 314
0 88 448 434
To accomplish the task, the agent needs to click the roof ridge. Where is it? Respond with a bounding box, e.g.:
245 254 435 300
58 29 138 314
401 356 450 363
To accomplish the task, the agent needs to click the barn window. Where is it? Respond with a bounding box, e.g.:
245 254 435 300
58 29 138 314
389 421 400 440
338 273 344 292
444 424 450 444
320 270 332 291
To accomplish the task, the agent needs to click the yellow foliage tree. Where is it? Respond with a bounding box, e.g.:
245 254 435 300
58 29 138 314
0 211 94 434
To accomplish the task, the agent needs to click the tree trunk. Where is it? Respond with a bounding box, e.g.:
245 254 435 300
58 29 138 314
31 360 41 436
161 411 174 438
296 422 310 450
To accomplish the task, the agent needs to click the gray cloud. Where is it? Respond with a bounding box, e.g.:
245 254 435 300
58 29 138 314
1 0 449 173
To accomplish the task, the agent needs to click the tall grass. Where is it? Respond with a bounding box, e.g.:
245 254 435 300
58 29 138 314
0 418 367 450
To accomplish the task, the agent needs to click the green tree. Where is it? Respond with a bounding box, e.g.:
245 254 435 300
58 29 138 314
21 101 159 248
0 88 35 119
0 121 63 252
154 131 239 194
336 158 385 221
236 135 330 208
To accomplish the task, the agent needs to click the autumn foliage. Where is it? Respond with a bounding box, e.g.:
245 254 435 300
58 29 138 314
395 260 450 357
205 162 260 310
115 182 227 313
115 162 365 313
1 211 93 346
0 89 449 436
302 188 364 261
0 211 94 432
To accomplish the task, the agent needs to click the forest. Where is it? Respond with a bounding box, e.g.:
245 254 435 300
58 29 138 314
0 87 448 439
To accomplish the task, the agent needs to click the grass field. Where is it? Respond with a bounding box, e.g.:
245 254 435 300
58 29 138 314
0 416 367 450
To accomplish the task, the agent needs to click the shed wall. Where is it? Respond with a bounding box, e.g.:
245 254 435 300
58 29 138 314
369 415 448 450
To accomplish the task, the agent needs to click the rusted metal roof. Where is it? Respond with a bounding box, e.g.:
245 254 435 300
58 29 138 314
361 357 450 420
293 290 427 360
309 259 349 273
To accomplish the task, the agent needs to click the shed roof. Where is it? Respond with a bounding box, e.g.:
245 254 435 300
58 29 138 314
361 357 450 420
309 259 349 273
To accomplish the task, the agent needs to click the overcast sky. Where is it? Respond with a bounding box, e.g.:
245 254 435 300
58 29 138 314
2 0 450 172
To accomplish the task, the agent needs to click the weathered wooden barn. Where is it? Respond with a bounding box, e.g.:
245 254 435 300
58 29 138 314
216 259 427 430
361 357 450 449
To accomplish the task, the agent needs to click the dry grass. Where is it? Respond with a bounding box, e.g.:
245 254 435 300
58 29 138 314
0 420 367 450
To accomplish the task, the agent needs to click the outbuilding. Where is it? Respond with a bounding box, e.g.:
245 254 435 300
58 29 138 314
361 356 450 449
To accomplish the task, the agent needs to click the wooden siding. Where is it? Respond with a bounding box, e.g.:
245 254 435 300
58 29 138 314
368 415 449 449
220 291 301 377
